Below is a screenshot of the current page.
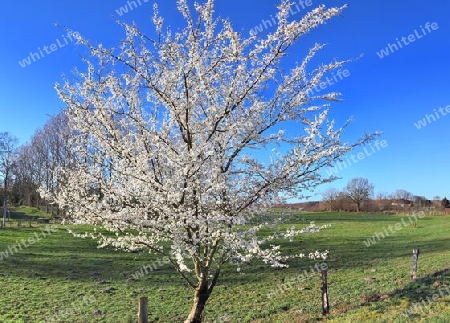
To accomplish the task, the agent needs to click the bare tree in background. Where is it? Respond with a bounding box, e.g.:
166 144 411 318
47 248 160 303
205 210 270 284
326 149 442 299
322 188 340 211
0 132 18 227
345 177 374 212
391 189 413 201
12 144 37 206
12 112 73 214
441 197 449 208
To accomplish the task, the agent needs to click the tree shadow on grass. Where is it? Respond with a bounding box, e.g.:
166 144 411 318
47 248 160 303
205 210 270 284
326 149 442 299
356 267 450 320
8 210 42 220
0 226 179 285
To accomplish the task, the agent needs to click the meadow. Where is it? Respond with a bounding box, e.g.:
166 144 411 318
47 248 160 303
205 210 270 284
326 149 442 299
0 210 449 322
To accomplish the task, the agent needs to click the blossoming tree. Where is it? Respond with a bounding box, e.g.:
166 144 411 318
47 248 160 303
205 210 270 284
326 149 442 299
43 1 376 321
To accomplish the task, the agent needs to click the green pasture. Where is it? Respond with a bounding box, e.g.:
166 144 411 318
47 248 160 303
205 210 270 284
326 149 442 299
0 211 449 322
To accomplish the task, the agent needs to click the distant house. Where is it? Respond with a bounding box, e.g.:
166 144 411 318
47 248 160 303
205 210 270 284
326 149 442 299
391 199 412 208
443 208 450 214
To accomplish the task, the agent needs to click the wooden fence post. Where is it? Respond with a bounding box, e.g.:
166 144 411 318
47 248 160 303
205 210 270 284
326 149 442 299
138 296 149 323
410 248 420 279
321 269 330 315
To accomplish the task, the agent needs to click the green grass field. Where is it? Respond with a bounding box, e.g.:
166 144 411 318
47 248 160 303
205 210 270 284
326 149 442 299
0 212 449 322
10 206 51 218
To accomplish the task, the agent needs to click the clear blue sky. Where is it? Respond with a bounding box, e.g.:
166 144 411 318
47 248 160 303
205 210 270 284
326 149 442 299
1 0 449 200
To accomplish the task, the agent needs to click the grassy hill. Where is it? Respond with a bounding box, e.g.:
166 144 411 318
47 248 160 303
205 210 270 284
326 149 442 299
10 205 51 218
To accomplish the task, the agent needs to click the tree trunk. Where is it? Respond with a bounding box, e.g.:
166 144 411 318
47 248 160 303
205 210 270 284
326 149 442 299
2 196 6 228
3 177 7 228
184 282 210 323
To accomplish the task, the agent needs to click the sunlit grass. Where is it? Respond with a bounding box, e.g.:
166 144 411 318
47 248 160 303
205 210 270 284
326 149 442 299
10 205 50 217
0 212 449 322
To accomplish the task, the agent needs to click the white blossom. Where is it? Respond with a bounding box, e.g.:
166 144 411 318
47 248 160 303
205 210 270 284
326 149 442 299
41 1 378 321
